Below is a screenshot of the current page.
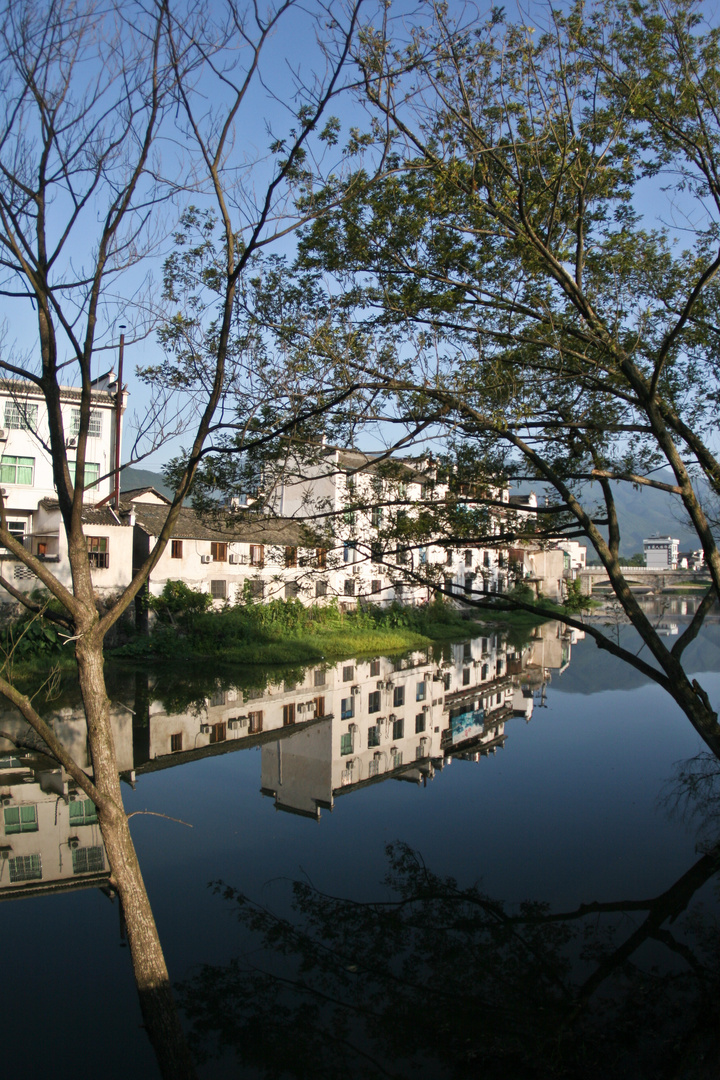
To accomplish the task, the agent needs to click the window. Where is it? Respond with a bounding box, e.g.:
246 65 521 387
368 725 380 747
340 732 353 756
343 665 355 681
462 668 471 686
316 548 327 568
483 551 491 567
368 758 379 777
415 713 426 733
371 506 382 528
71 408 102 438
4 804 37 834
344 579 355 596
445 549 453 565
341 697 354 720
285 546 298 568
396 545 408 565
210 722 226 744
464 549 473 566
0 455 34 485
210 690 226 706
370 659 381 677
371 542 382 564
315 579 328 598
69 799 98 826
249 544 264 567
4 401 38 431
211 542 227 562
391 749 403 769
247 579 264 599
464 575 474 595
392 716 404 740
72 846 105 874
87 536 109 569
283 703 296 726
481 664 489 680
248 711 263 733
69 461 100 489
314 696 325 718
314 668 326 687
371 578 382 594
285 580 300 599
343 510 356 525
416 682 426 702
9 853 42 882
463 642 472 662
210 579 227 600
1 519 26 548
419 547 427 565
393 685 405 708
170 733 183 753
171 540 183 559
368 690 381 713
343 541 357 564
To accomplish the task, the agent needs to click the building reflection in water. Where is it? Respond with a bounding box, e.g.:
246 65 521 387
0 621 582 892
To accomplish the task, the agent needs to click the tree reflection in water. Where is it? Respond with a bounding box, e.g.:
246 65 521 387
178 841 720 1079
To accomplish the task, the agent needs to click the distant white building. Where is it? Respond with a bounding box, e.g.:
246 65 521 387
643 534 679 569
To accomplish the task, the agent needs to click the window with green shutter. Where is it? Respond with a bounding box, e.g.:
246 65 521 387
9 853 41 882
69 799 98 826
0 456 34 485
4 804 38 834
72 846 105 874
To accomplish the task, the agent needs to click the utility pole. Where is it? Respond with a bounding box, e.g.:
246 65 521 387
114 325 126 510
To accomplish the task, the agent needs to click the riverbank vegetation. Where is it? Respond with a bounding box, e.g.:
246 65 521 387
112 585 488 668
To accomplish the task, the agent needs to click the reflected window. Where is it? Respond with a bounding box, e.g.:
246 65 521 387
314 668 326 687
210 722 226 744
9 853 41 882
368 725 380 747
392 716 404 740
341 697 354 720
248 711 263 733
72 846 105 875
393 686 405 708
416 682 426 702
368 691 381 714
170 733 183 753
343 665 355 682
4 805 37 834
391 749 403 769
315 579 328 598
283 703 296 726
415 713 426 733
340 733 353 756
69 799 98 826
370 659 381 677
463 668 470 686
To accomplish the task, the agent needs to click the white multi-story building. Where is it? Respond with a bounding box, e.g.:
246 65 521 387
643 534 680 569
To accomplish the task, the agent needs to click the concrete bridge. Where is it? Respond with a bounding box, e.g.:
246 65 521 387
578 567 710 594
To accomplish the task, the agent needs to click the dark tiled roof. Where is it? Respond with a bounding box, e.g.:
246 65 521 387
129 503 320 546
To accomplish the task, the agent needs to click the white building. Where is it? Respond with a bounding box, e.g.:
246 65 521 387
643 534 679 569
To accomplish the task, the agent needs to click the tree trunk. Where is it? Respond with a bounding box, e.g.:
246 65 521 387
76 635 196 1080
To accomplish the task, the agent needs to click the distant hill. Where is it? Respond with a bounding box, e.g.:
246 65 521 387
516 471 713 556
120 466 173 499
121 465 712 556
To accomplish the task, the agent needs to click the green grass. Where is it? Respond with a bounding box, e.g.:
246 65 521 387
110 595 486 669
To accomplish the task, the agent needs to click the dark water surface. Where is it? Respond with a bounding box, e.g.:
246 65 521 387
1 618 719 1078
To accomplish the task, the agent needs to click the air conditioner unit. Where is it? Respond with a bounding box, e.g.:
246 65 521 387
422 705 430 714
200 724 211 734
0 429 7 442
228 718 245 730
1 795 11 806
376 680 384 690
348 723 358 734
390 746 398 755
226 690 237 703
384 680 393 691
229 553 239 564
351 685 361 696
389 713 397 723
68 836 80 850
373 751 382 761
65 436 78 448
0 847 10 859
200 554 211 564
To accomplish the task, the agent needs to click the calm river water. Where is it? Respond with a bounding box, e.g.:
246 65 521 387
1 614 719 1078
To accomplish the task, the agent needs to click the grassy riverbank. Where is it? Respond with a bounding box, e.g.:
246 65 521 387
111 595 488 668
